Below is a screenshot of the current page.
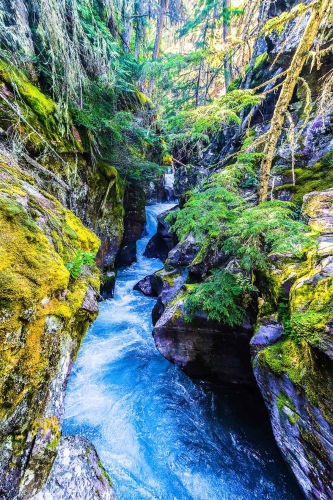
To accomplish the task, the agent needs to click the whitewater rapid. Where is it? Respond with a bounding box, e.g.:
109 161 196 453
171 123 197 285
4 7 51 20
63 203 301 500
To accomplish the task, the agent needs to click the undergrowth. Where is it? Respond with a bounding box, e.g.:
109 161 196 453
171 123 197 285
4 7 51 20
185 269 257 326
66 251 96 280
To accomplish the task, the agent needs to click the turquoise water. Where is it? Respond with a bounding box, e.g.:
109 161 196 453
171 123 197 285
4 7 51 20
63 203 301 500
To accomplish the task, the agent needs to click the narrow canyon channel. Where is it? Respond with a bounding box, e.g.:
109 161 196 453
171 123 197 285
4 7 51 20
63 203 301 500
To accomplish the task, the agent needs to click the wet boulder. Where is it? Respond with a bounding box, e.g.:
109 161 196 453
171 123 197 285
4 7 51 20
166 234 199 268
134 275 158 297
153 291 255 385
144 207 178 262
151 269 188 324
32 435 116 500
100 271 116 300
135 268 187 308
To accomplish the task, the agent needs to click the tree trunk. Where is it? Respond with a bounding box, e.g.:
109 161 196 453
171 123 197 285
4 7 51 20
258 0 332 203
223 0 232 89
195 19 209 107
134 0 143 60
122 20 133 52
153 0 169 60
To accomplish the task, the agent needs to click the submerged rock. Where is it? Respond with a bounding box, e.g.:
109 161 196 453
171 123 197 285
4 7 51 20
32 435 116 500
134 275 158 296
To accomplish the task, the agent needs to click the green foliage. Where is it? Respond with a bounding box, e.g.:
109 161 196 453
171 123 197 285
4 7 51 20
290 311 324 346
223 201 315 271
142 0 243 112
179 0 242 38
167 184 243 242
278 298 292 335
169 185 314 271
66 251 96 280
30 0 132 116
70 80 165 182
168 181 316 323
162 90 262 152
215 135 264 191
184 269 257 326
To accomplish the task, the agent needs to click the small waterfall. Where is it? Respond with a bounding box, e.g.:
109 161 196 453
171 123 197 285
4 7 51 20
163 166 175 202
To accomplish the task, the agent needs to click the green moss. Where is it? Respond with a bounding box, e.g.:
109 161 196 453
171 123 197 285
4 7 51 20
156 269 182 288
96 160 118 179
162 154 173 166
277 392 299 424
253 52 268 72
97 459 113 486
249 52 269 88
0 59 80 154
299 426 331 467
259 338 333 427
277 392 294 412
289 268 333 348
274 151 333 205
227 75 242 92
290 310 326 346
0 60 57 125
136 91 153 108
0 158 100 427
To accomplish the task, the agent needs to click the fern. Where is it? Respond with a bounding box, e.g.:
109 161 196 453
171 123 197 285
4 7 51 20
223 201 315 271
163 90 263 151
185 269 257 326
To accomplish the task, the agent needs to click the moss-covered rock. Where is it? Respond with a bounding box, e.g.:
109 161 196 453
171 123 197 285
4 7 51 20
32 435 116 500
0 148 102 498
274 153 333 206
252 188 333 499
153 287 256 385
0 59 125 276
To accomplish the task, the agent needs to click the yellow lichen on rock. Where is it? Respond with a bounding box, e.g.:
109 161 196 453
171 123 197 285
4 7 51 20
0 148 101 494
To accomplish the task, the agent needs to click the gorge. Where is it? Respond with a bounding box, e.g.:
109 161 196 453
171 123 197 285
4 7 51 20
0 0 332 498
63 203 301 499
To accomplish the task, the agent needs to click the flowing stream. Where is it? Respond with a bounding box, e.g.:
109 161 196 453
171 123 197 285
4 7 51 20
64 203 301 500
